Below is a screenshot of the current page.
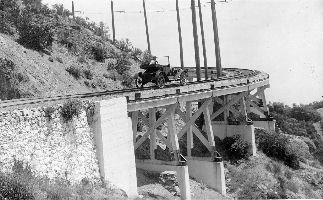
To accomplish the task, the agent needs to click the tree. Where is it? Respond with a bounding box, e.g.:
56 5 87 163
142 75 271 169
53 3 71 17
22 0 42 9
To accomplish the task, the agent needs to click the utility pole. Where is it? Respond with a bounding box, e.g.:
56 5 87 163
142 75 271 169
72 1 75 20
176 0 184 69
191 0 201 81
143 0 151 53
198 0 208 79
211 0 222 77
111 0 116 42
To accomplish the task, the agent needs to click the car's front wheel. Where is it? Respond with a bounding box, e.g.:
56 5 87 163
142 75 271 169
156 74 166 89
135 76 143 88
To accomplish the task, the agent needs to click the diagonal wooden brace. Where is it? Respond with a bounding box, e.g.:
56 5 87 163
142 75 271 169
135 103 178 150
178 98 213 139
211 92 247 120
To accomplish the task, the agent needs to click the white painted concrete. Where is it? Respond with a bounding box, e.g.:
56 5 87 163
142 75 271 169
93 97 138 198
187 160 226 195
253 120 276 132
212 122 256 155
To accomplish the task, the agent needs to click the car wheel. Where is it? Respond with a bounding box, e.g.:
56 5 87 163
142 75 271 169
180 73 188 86
156 75 166 89
135 76 143 88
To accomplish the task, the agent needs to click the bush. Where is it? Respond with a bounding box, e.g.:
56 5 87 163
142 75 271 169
44 106 55 119
114 38 132 53
16 8 54 51
83 68 94 80
0 58 22 100
121 73 133 88
140 50 153 65
66 65 81 79
222 135 250 160
56 56 63 63
288 105 321 123
91 44 106 62
108 52 131 75
60 99 83 122
255 129 300 169
0 159 34 200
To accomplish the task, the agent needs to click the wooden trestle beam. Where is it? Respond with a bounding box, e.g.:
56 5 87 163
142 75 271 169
131 85 270 163
134 103 178 150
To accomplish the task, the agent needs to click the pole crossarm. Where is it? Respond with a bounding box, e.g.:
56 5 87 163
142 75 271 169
211 92 247 120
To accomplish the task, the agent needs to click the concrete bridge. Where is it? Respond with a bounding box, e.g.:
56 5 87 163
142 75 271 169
0 68 274 199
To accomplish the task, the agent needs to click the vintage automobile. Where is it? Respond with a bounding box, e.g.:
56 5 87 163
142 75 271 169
134 57 189 89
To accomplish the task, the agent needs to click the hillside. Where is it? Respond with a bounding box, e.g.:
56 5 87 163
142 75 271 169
0 0 149 101
0 33 126 99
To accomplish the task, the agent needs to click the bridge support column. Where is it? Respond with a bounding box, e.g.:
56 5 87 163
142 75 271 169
93 97 138 198
134 103 192 200
177 98 226 195
187 157 226 195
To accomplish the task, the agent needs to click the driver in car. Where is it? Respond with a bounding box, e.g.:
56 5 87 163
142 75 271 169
149 56 158 66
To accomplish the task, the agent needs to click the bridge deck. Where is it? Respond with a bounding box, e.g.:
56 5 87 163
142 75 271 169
0 68 269 111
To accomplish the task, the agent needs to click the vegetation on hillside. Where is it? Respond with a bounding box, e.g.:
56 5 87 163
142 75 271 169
0 0 153 100
226 101 323 199
0 159 126 199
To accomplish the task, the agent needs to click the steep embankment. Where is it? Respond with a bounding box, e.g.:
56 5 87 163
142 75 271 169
0 33 137 100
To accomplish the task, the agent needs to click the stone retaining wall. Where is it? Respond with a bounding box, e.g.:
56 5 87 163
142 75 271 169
0 104 101 183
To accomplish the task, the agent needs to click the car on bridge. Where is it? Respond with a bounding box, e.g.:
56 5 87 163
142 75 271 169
134 56 189 89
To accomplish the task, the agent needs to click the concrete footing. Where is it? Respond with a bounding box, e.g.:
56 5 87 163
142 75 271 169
136 159 191 200
93 97 138 198
211 122 256 155
187 158 226 195
253 120 276 132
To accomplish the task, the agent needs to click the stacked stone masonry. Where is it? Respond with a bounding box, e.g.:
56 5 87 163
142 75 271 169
0 105 101 183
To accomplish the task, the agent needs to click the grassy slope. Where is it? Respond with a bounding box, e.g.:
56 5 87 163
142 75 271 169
0 32 131 99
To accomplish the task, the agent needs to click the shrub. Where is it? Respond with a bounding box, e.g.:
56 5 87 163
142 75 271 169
91 44 106 62
83 68 94 80
288 105 321 123
77 56 87 64
0 159 34 199
108 52 131 75
16 8 54 51
56 56 63 63
222 135 250 160
121 73 133 88
114 38 132 53
0 58 22 100
140 50 153 64
60 99 83 122
255 129 300 169
66 65 81 79
84 80 90 87
44 106 55 119
131 47 142 61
